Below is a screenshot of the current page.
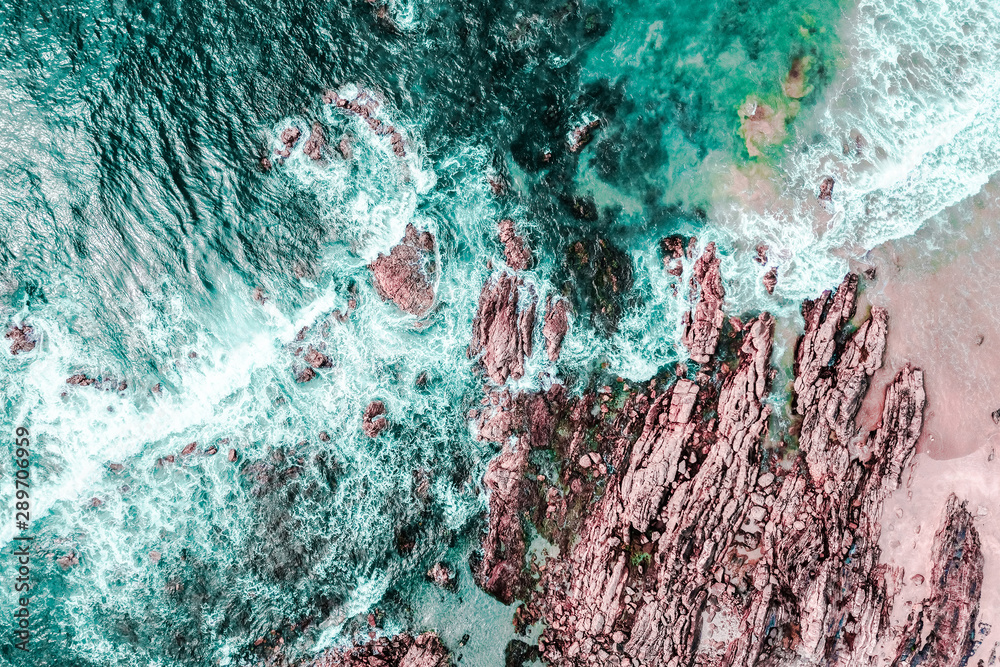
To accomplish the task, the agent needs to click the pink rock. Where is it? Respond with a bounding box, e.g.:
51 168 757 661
362 400 388 438
498 218 532 271
67 373 95 386
280 127 301 148
304 347 332 369
302 122 326 161
369 224 436 316
542 296 569 363
819 175 835 201
468 272 536 384
681 242 725 363
763 266 777 294
297 632 449 667
5 324 36 355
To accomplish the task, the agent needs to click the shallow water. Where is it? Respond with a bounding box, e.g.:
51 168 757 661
1 0 999 663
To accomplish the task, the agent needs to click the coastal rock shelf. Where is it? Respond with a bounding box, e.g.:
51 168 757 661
468 249 985 666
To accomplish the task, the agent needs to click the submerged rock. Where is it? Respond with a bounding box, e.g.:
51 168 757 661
426 562 457 590
564 236 633 335
739 97 786 158
369 224 436 316
295 367 317 383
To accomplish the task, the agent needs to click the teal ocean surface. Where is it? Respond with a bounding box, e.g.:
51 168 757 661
1 0 999 663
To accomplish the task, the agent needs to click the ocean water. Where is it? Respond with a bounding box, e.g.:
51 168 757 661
1 0 998 664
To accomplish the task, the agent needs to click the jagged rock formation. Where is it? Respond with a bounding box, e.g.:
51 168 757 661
762 266 777 294
468 271 536 384
894 495 984 667
471 387 561 604
369 224 436 316
499 218 532 271
468 247 984 666
302 122 326 161
542 296 569 363
681 243 725 363
298 632 450 667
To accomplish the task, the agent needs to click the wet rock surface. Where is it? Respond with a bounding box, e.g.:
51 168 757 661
467 249 983 665
6 323 36 354
498 218 532 271
681 242 725 363
369 224 436 316
325 87 408 158
362 400 388 438
542 296 569 363
468 271 536 385
299 632 450 667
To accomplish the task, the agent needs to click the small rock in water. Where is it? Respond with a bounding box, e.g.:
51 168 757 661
5 324 36 355
362 400 388 438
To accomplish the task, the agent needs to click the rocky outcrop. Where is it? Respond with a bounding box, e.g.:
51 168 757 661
568 119 601 153
302 122 326 161
362 401 388 438
681 242 725 363
6 324 36 354
542 296 569 363
302 632 450 667
762 266 777 294
325 88 407 158
471 389 560 604
468 272 536 385
369 224 436 316
498 218 532 271
819 176 835 202
468 252 984 666
894 495 984 667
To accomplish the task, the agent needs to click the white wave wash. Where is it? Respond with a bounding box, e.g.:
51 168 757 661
717 0 1000 303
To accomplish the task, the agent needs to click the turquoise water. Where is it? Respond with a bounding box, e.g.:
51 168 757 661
2 0 998 663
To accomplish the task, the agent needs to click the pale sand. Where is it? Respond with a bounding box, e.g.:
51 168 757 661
855 175 1000 461
877 446 999 664
853 176 1000 662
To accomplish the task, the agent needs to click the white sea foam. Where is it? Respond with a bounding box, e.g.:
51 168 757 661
718 0 1000 306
